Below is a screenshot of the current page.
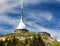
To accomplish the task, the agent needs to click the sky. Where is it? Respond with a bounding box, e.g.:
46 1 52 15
0 0 60 41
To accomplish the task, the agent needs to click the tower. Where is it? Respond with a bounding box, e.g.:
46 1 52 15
17 16 26 29
14 0 28 33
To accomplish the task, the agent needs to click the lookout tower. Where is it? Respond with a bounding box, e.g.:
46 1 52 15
14 0 28 33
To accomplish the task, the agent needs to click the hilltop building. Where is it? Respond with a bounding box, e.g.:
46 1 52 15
38 32 51 37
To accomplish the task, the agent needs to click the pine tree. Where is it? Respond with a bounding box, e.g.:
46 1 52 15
12 36 19 46
7 36 18 46
0 39 4 46
7 39 12 46
25 38 28 45
37 34 45 46
29 34 45 46
5 38 8 46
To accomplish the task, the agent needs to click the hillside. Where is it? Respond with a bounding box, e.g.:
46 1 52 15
0 31 60 46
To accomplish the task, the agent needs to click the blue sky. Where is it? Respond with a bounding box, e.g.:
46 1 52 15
0 0 60 41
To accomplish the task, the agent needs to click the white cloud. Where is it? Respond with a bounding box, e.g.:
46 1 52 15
25 11 53 22
0 27 14 34
0 0 7 4
0 0 40 13
0 14 20 33
0 0 55 13
23 0 54 4
0 0 21 13
0 14 19 26
57 0 60 1
23 0 40 5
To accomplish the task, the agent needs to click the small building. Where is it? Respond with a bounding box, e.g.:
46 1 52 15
38 32 51 37
14 29 28 33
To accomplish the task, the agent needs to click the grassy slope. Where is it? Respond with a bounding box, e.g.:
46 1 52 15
0 31 60 46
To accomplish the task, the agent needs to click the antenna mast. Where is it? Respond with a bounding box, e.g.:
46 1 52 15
21 0 23 17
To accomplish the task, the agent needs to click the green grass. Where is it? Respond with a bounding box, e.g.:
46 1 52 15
0 32 60 46
42 36 49 40
47 42 60 46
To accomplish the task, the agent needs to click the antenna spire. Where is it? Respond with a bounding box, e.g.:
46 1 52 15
15 0 29 32
20 0 24 23
21 0 23 19
21 0 23 9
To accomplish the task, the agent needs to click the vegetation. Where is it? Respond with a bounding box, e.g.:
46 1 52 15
0 34 46 46
0 32 60 46
29 34 45 46
47 42 60 46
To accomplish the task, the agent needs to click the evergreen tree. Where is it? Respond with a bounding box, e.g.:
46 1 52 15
37 34 45 46
25 38 28 46
29 36 37 46
7 36 19 46
29 34 45 46
7 39 12 46
0 39 4 46
4 38 8 46
12 36 19 46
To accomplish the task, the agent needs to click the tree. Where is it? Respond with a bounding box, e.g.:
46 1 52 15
7 39 12 46
25 38 28 45
29 34 45 46
0 39 4 46
4 38 8 46
12 36 19 46
37 34 45 46
7 36 19 46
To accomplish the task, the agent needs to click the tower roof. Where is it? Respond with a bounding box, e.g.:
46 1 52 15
20 15 23 23
17 15 26 29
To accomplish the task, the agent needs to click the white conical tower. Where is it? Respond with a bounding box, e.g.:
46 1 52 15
17 15 26 29
16 0 26 29
14 0 28 33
